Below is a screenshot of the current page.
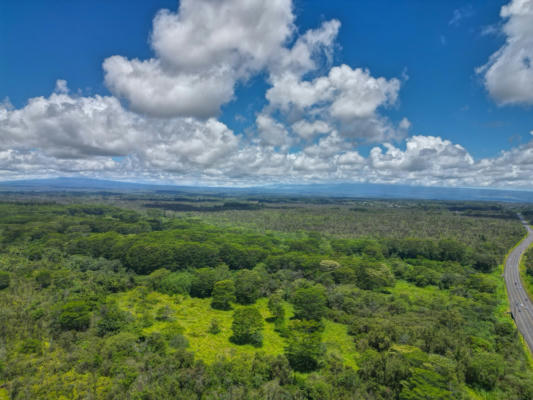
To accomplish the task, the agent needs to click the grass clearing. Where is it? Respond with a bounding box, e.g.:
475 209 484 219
112 289 357 367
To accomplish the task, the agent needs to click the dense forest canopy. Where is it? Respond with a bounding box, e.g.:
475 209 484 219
0 198 532 399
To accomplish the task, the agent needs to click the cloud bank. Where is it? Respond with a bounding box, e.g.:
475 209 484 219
1 0 533 189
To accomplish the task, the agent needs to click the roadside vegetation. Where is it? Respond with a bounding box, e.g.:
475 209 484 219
521 246 533 301
0 199 531 399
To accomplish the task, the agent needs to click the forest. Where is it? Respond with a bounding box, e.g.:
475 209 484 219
0 198 532 399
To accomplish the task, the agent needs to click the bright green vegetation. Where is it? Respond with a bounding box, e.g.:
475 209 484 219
521 245 533 301
174 200 522 245
0 200 532 399
518 209 533 300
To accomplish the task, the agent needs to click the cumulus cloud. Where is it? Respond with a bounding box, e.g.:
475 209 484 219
368 136 474 183
104 0 294 118
256 114 291 147
263 21 407 144
0 85 242 179
291 120 331 140
267 65 400 117
0 88 143 158
478 0 533 105
103 57 235 119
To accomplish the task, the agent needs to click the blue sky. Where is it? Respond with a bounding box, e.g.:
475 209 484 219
0 0 532 187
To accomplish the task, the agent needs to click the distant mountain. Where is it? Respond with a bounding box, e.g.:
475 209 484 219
265 183 533 203
0 177 195 192
1 177 533 202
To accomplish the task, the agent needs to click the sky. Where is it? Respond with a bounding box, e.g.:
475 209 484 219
0 0 532 188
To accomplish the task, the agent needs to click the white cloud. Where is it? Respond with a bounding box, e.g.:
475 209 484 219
0 88 143 158
291 120 331 140
54 79 69 94
369 136 474 174
104 0 294 118
256 114 291 147
103 57 235 119
0 85 242 178
271 19 340 78
3 84 533 189
449 6 474 26
478 0 533 105
5 0 533 190
266 65 404 142
328 66 400 121
266 65 400 119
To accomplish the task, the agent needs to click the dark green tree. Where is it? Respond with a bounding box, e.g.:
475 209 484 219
190 267 218 298
465 352 504 390
291 285 327 321
234 269 263 304
230 306 264 346
190 265 230 298
57 300 91 331
211 279 236 310
0 271 10 290
35 270 52 288
97 303 129 336
285 319 323 372
268 292 286 332
472 253 498 273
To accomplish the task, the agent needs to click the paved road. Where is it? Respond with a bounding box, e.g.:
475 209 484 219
504 214 533 352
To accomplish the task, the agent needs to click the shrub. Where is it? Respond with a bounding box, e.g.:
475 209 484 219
97 303 130 336
208 318 221 334
35 270 52 288
0 272 10 290
230 306 264 346
58 300 91 331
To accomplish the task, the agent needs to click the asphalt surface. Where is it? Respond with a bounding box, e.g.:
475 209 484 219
504 214 533 352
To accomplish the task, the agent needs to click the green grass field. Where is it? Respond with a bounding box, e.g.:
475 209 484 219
112 289 358 368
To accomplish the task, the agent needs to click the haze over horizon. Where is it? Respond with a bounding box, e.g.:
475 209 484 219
1 0 533 188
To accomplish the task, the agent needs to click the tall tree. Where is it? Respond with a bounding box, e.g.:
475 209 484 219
231 306 264 347
285 319 323 372
291 285 327 321
211 279 236 310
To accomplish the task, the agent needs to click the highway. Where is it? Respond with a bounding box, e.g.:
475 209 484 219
504 214 533 352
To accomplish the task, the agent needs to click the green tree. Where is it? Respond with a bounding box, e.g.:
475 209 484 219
57 300 91 331
357 262 395 290
97 303 129 336
291 285 327 321
472 253 498 273
268 292 286 332
465 352 504 390
190 265 230 298
35 270 52 288
234 269 263 304
0 272 10 290
159 271 193 295
190 267 218 298
285 319 323 372
230 306 264 346
211 279 236 310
